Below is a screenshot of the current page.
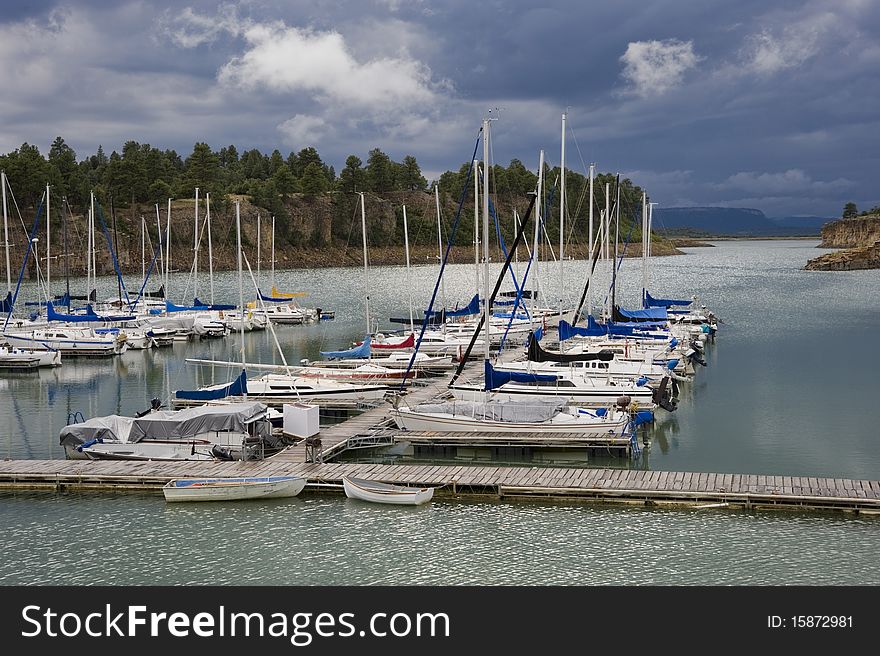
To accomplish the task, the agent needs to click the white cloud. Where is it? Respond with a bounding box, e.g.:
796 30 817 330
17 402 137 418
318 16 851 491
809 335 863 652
740 13 836 76
157 3 246 48
218 23 439 110
278 115 329 144
619 39 701 96
714 169 855 195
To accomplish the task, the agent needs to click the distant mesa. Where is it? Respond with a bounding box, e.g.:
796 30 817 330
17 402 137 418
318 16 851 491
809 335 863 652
652 206 829 237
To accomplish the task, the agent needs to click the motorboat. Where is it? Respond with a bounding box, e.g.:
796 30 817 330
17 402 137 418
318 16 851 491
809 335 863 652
59 400 290 461
163 476 306 502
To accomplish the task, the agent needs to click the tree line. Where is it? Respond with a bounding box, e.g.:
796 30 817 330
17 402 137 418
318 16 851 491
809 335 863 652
0 138 650 253
842 202 880 219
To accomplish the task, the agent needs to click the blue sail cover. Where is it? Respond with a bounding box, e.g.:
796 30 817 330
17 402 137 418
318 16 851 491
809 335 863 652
645 291 692 308
616 306 668 321
47 301 135 323
484 361 557 391
193 298 236 311
320 335 371 360
429 294 480 318
258 289 292 303
0 292 11 313
175 370 247 400
166 300 210 313
558 319 606 341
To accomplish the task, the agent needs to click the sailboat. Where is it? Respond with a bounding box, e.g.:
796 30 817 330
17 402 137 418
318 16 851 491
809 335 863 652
392 119 640 437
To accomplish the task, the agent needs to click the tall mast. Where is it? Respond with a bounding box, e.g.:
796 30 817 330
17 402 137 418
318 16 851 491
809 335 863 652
206 193 214 305
612 177 620 316
63 197 70 310
3 171 11 293
270 215 275 290
193 187 199 302
155 204 162 290
111 195 121 305
256 212 261 290
46 183 50 301
604 182 610 319
88 191 95 301
165 197 172 305
358 192 371 336
403 204 414 334
532 150 544 313
141 215 146 283
235 201 246 397
642 191 648 307
559 111 566 317
588 163 594 318
435 184 446 315
482 118 491 367
474 160 480 303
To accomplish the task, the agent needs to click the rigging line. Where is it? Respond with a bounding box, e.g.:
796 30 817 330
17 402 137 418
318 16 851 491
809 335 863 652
7 183 49 300
448 191 538 388
397 127 483 391
3 195 44 330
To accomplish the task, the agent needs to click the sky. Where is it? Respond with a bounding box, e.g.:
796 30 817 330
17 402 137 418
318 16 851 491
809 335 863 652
1 0 878 218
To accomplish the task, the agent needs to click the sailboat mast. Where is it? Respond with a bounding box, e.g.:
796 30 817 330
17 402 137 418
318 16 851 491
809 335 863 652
435 184 446 316
642 191 648 306
111 195 121 305
588 163 594 318
46 183 50 301
532 151 543 310
559 111 566 317
403 205 414 334
358 192 371 335
63 197 70 310
473 161 481 305
604 182 610 319
141 215 146 283
206 193 214 305
165 197 172 305
193 187 199 302
256 213 261 290
3 171 11 293
482 118 491 366
88 191 94 301
235 201 246 397
270 215 275 290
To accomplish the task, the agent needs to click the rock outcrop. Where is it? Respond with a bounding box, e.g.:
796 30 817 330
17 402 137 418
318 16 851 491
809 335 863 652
805 214 880 270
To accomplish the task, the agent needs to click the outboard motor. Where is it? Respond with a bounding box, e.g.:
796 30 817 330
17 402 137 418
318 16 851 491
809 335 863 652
685 342 707 367
211 445 234 461
135 397 164 418
652 377 678 412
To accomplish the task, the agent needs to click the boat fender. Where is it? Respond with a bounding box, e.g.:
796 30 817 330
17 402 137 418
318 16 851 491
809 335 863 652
615 395 632 409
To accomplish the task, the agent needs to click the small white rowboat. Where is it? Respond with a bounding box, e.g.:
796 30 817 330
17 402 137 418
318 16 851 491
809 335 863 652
342 475 434 505
163 475 306 502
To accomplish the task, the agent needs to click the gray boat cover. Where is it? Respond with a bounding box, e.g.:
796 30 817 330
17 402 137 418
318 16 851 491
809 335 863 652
411 398 567 423
59 402 268 446
59 415 135 447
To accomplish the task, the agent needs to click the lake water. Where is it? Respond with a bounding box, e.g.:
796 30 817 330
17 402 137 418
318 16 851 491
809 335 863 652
1 239 879 585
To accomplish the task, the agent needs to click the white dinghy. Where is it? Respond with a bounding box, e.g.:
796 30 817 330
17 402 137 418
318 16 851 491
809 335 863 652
342 475 434 506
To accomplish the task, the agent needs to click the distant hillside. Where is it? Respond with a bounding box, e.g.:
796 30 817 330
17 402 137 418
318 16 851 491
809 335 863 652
653 207 826 236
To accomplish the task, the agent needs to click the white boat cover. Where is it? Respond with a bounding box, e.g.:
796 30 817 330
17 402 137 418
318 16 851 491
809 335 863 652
409 398 567 423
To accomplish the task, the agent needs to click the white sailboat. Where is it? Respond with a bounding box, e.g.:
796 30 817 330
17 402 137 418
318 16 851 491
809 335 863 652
392 119 639 437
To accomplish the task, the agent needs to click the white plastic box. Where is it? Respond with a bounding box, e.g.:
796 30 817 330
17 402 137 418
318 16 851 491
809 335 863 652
282 403 320 438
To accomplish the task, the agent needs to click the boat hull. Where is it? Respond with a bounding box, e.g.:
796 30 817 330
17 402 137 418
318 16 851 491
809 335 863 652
342 476 433 505
163 476 306 502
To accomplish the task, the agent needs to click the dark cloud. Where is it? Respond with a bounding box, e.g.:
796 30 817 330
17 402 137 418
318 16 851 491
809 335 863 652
1 0 878 216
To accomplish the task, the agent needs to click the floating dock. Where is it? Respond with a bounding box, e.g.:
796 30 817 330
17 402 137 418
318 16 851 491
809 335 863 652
4 354 879 514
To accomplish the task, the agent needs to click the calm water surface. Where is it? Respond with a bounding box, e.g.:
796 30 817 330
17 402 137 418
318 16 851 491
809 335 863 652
1 239 878 584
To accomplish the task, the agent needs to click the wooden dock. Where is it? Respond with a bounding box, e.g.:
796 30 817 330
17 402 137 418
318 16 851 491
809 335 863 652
6 357 879 514
0 458 878 513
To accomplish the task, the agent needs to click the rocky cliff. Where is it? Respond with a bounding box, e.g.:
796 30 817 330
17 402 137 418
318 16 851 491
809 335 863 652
6 191 682 280
805 214 880 271
816 214 880 248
